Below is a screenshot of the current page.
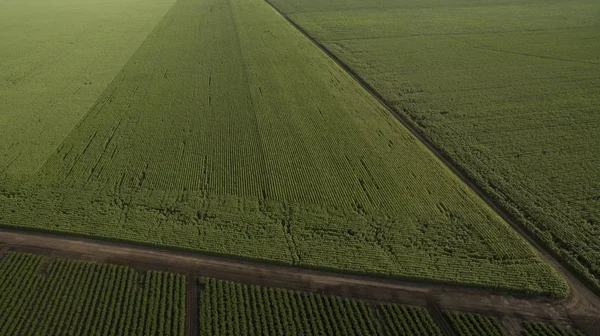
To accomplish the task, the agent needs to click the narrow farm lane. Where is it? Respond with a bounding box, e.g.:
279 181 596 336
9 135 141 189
0 227 598 326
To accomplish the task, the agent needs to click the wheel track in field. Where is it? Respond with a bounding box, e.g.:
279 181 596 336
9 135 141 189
185 271 199 336
262 0 600 326
0 226 599 336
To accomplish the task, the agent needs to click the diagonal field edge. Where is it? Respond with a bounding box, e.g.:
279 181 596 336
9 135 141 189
261 0 600 311
33 0 182 176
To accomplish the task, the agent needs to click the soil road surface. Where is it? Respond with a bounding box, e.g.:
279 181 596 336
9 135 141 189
1 227 599 336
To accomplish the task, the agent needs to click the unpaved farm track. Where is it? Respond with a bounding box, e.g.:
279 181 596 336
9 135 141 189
0 227 599 336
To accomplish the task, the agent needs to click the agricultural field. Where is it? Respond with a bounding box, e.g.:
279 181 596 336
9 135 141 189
521 322 584 336
198 277 444 335
0 251 186 335
0 0 176 176
267 0 600 291
444 311 507 336
0 0 570 296
376 304 442 336
0 251 590 335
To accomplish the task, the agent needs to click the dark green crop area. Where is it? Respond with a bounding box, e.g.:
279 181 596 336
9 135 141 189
521 321 584 336
0 252 186 335
445 311 508 336
268 0 600 291
0 0 569 295
198 277 444 335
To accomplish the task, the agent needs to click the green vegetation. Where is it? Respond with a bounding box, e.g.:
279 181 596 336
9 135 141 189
267 0 600 291
377 304 442 336
0 251 186 335
0 0 568 295
199 277 446 335
445 311 507 336
522 321 584 336
198 277 381 335
0 0 175 176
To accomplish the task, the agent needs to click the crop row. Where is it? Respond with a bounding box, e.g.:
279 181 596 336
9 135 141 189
0 251 185 335
521 321 584 336
445 311 507 336
198 277 381 335
377 304 442 336
198 276 449 335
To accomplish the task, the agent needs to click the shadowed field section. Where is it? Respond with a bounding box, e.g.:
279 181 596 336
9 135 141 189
0 0 566 295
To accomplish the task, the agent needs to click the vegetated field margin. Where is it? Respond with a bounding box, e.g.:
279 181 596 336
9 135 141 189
265 0 600 296
0 227 593 322
262 0 600 298
0 223 560 302
0 0 568 297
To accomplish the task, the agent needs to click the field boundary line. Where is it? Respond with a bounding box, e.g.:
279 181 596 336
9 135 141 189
0 227 586 319
261 0 600 314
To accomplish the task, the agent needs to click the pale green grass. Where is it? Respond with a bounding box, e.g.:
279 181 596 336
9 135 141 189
0 0 176 175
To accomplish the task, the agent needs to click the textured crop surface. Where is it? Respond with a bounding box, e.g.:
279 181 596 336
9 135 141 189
445 311 508 336
267 0 600 292
376 304 442 336
198 277 445 335
0 0 176 176
0 0 567 295
521 322 584 336
0 252 186 336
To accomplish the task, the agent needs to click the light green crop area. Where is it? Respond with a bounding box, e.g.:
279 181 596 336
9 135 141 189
0 0 176 175
269 0 600 292
0 0 568 296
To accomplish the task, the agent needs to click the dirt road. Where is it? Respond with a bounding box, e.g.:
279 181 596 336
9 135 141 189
1 227 599 334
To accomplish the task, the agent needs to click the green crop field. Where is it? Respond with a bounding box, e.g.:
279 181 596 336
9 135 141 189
521 321 584 336
267 0 600 291
0 0 176 176
0 0 570 296
198 277 445 335
0 252 186 335
445 311 508 336
376 304 442 336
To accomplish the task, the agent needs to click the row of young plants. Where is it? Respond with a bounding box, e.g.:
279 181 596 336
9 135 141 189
521 321 585 336
377 304 442 336
198 277 448 335
0 251 185 335
198 277 378 335
443 310 588 336
445 311 507 336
